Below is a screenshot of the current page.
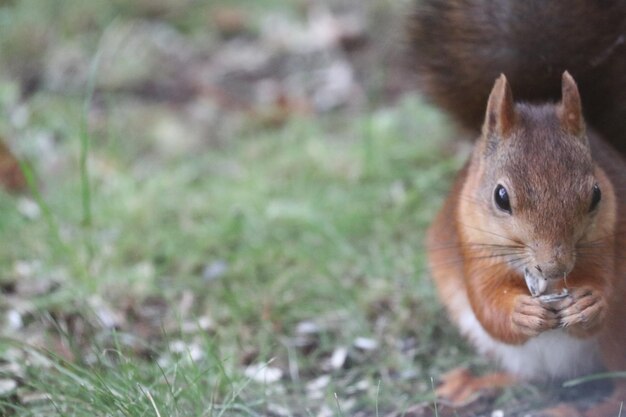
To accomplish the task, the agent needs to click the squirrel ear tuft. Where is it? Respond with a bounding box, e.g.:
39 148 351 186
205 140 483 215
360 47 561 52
483 74 516 138
558 71 585 137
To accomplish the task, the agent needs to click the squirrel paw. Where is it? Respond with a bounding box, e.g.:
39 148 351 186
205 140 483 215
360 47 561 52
435 367 514 408
553 287 607 337
511 295 559 338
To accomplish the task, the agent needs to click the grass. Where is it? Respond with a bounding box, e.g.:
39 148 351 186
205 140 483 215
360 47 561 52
0 0 483 415
0 94 473 415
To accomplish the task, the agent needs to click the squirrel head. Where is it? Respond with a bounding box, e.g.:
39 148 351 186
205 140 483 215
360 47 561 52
459 72 615 282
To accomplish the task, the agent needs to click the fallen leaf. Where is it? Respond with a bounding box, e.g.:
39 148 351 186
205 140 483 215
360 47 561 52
0 138 26 193
330 346 348 370
244 362 283 384
211 7 250 38
0 379 17 397
295 320 320 335
16 197 41 220
306 375 330 393
354 337 378 351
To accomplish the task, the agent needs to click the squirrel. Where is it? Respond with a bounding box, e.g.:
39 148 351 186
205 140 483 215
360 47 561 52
409 1 626 416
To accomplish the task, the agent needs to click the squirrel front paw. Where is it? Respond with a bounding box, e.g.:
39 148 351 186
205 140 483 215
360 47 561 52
511 295 559 338
553 287 607 337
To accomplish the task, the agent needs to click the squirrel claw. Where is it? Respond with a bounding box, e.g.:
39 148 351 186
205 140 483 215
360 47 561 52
556 287 606 336
512 295 560 337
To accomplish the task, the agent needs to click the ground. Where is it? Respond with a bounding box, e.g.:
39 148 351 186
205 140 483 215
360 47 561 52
0 1 612 416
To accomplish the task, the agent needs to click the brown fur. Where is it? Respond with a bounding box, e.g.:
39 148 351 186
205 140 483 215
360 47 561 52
408 0 626 152
411 3 626 413
425 73 626 416
0 139 26 193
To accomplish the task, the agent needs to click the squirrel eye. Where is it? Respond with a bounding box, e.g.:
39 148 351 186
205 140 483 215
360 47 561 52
589 184 601 212
494 184 512 214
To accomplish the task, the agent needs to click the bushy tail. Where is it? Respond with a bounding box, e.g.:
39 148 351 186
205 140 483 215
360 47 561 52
409 0 626 151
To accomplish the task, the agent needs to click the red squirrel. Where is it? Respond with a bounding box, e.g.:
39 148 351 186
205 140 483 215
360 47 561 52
409 1 626 416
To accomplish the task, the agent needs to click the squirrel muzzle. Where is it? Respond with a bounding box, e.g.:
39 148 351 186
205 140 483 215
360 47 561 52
531 241 575 281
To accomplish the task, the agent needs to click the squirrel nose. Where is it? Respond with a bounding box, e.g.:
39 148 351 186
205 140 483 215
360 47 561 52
535 261 572 280
534 243 574 280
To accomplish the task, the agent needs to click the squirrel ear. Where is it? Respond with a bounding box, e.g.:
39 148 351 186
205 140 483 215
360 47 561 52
558 71 585 137
483 74 516 138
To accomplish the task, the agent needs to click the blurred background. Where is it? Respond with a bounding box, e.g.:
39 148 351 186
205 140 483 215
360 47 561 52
0 1 477 416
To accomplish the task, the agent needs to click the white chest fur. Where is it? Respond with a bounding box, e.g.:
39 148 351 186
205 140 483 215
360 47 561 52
453 294 602 380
